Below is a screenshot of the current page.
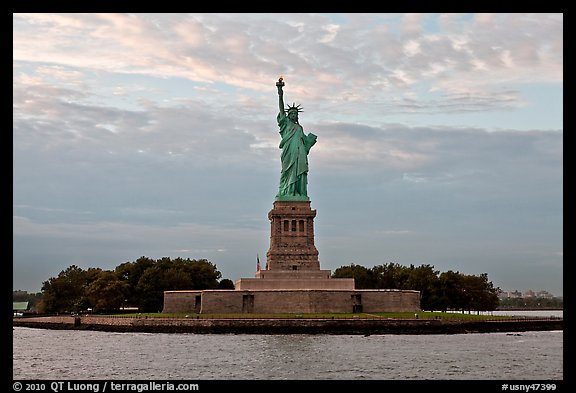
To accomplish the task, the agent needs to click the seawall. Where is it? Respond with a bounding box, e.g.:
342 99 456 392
13 315 563 335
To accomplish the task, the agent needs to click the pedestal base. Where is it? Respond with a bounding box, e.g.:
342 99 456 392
235 270 355 290
163 289 421 314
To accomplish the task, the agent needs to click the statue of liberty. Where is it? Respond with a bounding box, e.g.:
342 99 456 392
275 77 317 201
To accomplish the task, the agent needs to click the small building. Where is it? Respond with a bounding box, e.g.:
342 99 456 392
13 301 29 316
523 290 536 298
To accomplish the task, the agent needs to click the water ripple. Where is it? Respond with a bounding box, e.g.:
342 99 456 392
13 328 562 380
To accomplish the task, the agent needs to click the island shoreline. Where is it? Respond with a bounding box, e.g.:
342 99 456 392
13 315 563 335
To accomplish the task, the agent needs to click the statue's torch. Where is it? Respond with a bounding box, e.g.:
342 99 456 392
276 76 285 87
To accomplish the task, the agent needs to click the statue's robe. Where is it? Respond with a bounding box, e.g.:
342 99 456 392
277 112 317 198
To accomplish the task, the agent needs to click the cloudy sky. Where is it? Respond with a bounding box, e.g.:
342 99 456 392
13 13 563 296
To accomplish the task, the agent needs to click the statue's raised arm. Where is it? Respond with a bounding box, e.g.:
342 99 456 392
276 76 285 117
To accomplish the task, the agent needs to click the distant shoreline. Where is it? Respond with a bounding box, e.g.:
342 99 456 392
13 315 563 335
495 308 563 311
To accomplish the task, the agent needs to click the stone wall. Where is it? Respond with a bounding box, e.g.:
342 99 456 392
234 277 355 290
163 289 421 314
360 290 420 312
13 315 564 335
162 291 203 314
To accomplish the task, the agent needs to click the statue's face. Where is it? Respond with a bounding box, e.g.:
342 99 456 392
288 110 298 122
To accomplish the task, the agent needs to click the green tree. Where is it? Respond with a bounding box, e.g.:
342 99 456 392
217 279 235 289
437 270 466 312
371 263 411 289
183 258 222 289
332 264 375 288
39 256 226 314
461 273 500 312
85 270 131 312
333 262 500 312
41 265 90 313
115 256 156 306
404 264 441 310
135 257 221 312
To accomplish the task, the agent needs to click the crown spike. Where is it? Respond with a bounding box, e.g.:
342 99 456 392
286 102 304 113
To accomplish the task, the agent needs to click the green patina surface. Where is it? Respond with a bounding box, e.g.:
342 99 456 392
275 194 311 202
275 77 316 201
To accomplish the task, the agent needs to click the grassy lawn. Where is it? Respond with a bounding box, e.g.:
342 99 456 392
115 311 514 320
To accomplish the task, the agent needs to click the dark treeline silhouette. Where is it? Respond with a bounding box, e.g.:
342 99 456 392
37 256 234 313
498 297 563 310
332 263 500 312
23 259 504 314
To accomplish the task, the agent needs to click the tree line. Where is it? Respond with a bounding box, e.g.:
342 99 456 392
38 256 234 313
21 258 502 314
332 263 500 312
498 297 563 310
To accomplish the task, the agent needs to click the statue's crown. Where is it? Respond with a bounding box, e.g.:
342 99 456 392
286 102 303 113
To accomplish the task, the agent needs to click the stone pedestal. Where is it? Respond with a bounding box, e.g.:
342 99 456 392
234 199 354 290
163 198 422 313
266 200 320 271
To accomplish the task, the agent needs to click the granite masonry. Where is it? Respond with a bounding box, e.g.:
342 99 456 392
163 200 421 314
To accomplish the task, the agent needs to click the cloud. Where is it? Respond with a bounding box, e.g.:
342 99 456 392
13 216 269 290
14 71 562 210
13 13 562 116
13 216 260 247
13 13 563 296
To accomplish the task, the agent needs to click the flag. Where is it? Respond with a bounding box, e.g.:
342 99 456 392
257 254 261 271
